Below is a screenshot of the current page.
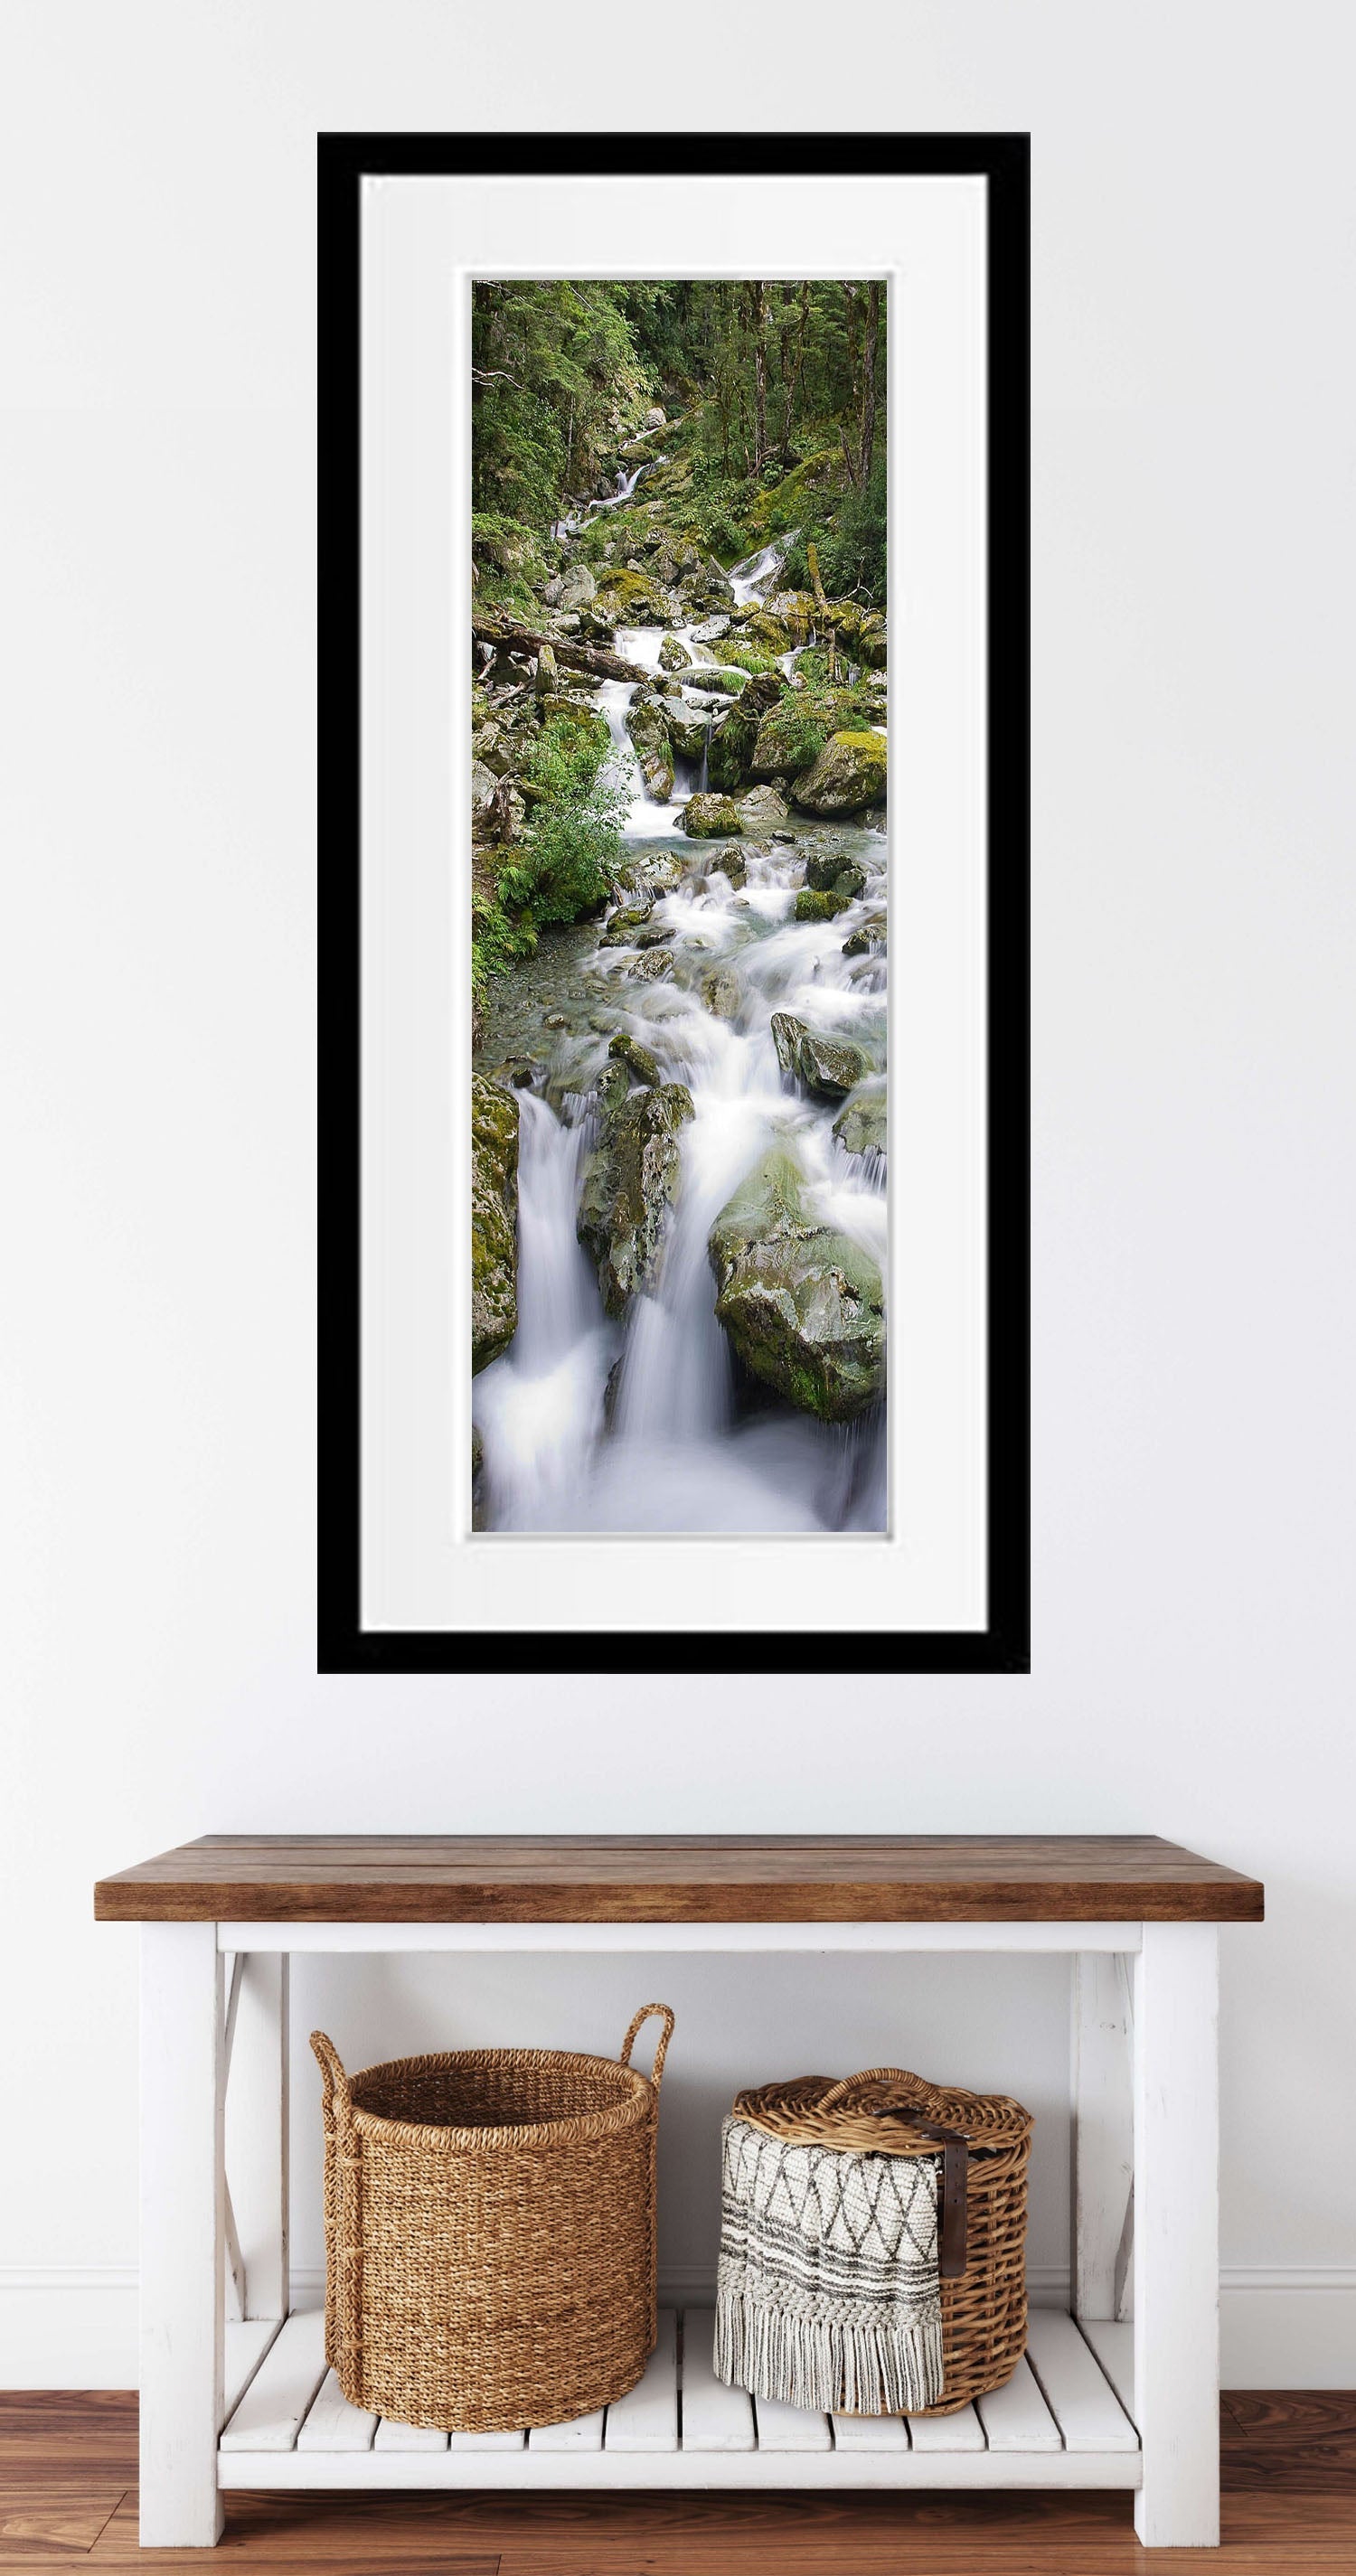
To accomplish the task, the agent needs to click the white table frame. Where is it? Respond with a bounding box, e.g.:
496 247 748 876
138 1916 1219 2550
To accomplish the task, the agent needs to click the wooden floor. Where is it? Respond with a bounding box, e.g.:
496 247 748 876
0 2391 1352 2571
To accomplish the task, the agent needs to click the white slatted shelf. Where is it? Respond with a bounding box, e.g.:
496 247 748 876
833 2411 910 2451
296 2368 377 2453
219 2308 1141 2491
1079 2317 1135 2422
909 2402 985 2453
1024 2308 1138 2451
222 2317 281 2421
975 2355 1063 2452
527 2406 607 2453
372 2419 448 2452
681 2310 755 2452
757 2394 833 2453
601 2308 679 2453
220 2309 327 2453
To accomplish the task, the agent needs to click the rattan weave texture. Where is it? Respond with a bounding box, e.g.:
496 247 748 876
312 2005 673 2433
732 2065 1032 2414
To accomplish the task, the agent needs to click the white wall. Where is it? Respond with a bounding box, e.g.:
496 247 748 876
3 0 1353 2390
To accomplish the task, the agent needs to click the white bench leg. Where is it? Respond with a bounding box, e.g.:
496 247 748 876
1133 1923 1219 2547
140 1923 225 2545
224 1953 290 2322
1071 1949 1135 2321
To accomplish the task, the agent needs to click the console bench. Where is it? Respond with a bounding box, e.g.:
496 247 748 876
94 1832 1264 2550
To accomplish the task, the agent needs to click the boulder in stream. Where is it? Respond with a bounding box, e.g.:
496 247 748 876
659 633 692 672
705 701 758 792
666 700 713 762
795 887 850 924
599 895 656 946
681 792 743 837
626 694 674 800
791 729 888 815
608 1031 662 1086
842 911 887 958
577 1080 694 1317
738 784 790 832
471 1073 520 1372
708 1147 885 1423
702 967 742 1020
771 1011 866 1099
833 1081 888 1160
556 562 598 611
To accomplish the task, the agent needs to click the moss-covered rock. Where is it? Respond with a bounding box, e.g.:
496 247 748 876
751 700 828 781
791 729 887 815
599 897 656 947
795 887 849 924
471 1073 520 1372
626 693 674 800
597 566 669 623
833 1081 888 1160
709 842 747 888
679 663 749 698
624 947 674 982
804 841 854 891
659 633 692 672
855 611 888 669
682 793 743 837
771 1011 866 1098
705 700 759 791
708 1147 885 1423
608 1031 662 1086
577 1081 694 1316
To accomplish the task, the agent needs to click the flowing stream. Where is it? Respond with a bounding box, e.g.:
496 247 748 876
475 540 887 1535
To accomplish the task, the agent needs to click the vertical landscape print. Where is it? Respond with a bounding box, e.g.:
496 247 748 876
470 281 888 1535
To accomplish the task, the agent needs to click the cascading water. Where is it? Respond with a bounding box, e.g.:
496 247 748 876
475 521 886 1535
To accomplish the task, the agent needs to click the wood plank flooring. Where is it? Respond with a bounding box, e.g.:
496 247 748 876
1 2390 1352 2571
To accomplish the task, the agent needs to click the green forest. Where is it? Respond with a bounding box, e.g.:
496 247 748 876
472 278 888 1014
470 278 890 1534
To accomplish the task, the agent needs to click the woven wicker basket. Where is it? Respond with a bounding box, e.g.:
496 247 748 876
311 2004 673 2434
732 2065 1032 2414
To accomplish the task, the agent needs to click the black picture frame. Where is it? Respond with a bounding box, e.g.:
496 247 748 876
318 132 1030 1677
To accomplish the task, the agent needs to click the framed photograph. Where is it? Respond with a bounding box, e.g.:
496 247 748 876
319 134 1029 1674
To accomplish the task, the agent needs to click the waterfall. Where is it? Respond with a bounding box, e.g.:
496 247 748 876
474 600 889 1537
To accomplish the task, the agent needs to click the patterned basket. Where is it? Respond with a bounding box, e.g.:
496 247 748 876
731 2065 1032 2414
311 2005 673 2433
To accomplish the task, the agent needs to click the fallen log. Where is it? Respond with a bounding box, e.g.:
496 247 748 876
473 616 648 685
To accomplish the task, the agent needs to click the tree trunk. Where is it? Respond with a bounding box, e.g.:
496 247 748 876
858 281 880 487
750 281 768 471
472 616 649 683
840 283 862 486
806 541 838 682
785 281 811 447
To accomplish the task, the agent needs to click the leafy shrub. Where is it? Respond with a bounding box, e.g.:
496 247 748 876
713 642 781 677
479 713 626 987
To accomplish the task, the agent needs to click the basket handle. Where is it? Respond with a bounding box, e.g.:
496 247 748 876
619 2003 675 2092
817 2070 968 2280
310 2029 353 2117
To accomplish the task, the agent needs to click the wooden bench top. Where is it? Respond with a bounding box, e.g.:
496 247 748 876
94 1835 1264 1924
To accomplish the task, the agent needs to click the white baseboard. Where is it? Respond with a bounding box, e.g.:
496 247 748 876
3 2264 1353 2390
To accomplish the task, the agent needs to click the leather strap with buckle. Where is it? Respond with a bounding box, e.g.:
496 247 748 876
860 2098 969 2279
